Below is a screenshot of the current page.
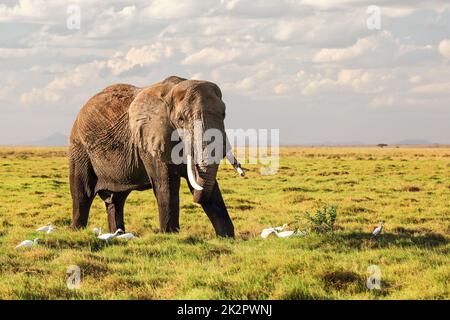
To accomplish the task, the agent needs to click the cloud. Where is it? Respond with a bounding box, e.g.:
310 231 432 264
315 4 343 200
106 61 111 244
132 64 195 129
87 6 138 38
300 0 450 9
313 37 377 63
182 47 241 66
20 61 106 105
369 95 396 108
143 0 218 19
273 83 289 95
296 68 391 96
107 44 171 75
1 0 449 145
438 39 450 59
369 94 450 109
382 7 416 18
0 47 40 58
408 75 422 84
0 0 49 22
411 82 450 95
337 69 390 93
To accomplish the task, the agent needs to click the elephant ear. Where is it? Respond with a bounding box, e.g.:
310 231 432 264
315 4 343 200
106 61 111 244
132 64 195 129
128 88 176 163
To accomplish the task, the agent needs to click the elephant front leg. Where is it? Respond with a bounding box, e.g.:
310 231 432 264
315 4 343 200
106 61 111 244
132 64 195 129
151 162 181 233
197 182 235 238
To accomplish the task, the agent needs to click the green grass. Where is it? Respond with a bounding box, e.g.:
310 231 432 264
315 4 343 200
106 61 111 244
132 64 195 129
0 147 448 299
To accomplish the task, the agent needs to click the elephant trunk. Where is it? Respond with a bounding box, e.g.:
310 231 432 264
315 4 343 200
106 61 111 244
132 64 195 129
192 163 219 204
185 133 219 204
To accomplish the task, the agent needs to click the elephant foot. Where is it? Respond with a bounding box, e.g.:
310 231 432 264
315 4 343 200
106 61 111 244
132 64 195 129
71 222 87 230
215 224 235 238
160 226 180 233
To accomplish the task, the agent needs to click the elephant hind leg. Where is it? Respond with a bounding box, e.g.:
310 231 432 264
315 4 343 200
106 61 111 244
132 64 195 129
69 148 97 229
98 190 130 232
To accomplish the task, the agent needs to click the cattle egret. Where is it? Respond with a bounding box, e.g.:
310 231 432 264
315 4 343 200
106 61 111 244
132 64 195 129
274 224 288 232
276 230 295 238
92 227 102 236
372 222 384 237
116 232 135 240
260 224 288 238
261 223 307 239
261 228 276 238
15 238 40 249
97 229 123 241
36 223 55 234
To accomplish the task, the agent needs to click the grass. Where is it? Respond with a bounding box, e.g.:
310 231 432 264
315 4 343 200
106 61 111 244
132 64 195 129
0 146 448 299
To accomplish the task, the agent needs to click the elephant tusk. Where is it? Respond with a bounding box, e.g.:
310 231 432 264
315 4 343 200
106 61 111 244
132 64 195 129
187 153 203 191
226 151 245 177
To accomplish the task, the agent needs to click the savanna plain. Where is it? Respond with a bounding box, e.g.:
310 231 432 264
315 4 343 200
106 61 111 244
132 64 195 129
0 147 448 299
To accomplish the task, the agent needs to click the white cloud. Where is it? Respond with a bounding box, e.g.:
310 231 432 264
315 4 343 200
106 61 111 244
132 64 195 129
87 6 138 38
0 47 40 58
1 0 450 144
383 7 415 18
20 61 106 105
273 83 289 95
337 69 389 93
107 44 170 75
0 0 49 22
298 68 390 96
313 37 377 63
411 82 450 95
438 39 450 59
369 94 450 109
369 95 396 108
182 47 241 66
301 77 335 96
408 75 422 84
143 0 217 19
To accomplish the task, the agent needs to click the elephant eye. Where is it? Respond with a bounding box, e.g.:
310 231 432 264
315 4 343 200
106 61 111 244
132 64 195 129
177 116 184 126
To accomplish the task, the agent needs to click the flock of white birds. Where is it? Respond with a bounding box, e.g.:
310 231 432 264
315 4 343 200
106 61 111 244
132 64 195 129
15 221 384 248
260 222 385 239
15 223 135 249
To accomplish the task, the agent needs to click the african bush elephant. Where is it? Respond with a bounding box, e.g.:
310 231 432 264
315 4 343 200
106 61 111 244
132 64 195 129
69 76 243 237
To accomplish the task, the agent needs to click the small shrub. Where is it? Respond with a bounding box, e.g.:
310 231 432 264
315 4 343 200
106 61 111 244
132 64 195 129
304 205 337 234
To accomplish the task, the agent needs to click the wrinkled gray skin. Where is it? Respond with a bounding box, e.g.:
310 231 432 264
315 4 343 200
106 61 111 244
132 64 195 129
69 76 234 237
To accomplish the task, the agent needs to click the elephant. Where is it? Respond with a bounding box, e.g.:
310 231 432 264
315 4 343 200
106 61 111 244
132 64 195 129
68 76 244 237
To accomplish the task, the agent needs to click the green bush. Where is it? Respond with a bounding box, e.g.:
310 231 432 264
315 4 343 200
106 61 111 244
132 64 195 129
304 205 337 234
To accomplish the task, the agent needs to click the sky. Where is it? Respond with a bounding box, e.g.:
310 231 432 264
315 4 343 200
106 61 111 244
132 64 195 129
0 0 449 145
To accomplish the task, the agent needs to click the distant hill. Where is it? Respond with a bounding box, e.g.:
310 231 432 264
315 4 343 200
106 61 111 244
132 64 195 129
7 134 441 148
391 139 435 145
307 140 367 146
284 139 441 147
26 132 68 147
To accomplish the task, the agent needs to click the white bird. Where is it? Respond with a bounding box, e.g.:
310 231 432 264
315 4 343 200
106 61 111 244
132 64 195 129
274 224 288 232
116 232 135 240
36 223 55 234
92 227 102 236
97 229 123 241
260 224 288 238
276 230 295 238
372 222 384 237
260 228 275 238
15 238 40 249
